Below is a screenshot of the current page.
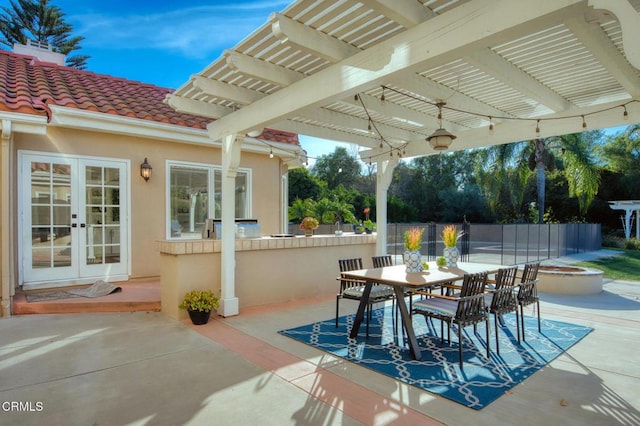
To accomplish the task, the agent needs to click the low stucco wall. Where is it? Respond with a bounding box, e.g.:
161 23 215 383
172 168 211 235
536 266 604 295
159 233 376 320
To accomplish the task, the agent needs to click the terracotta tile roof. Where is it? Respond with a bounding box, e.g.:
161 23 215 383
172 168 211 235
0 50 299 146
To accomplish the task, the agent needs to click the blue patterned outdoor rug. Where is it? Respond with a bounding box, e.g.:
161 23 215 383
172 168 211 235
278 308 592 409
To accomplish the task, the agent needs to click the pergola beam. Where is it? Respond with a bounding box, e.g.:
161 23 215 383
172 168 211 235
207 0 586 142
466 48 573 113
340 92 446 131
273 119 382 148
564 16 640 97
192 76 264 105
400 73 512 121
359 0 433 28
270 13 360 62
224 50 303 87
164 94 232 119
297 106 422 142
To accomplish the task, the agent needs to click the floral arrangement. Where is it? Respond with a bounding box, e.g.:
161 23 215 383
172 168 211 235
179 289 220 312
299 216 319 230
442 224 464 247
403 227 424 251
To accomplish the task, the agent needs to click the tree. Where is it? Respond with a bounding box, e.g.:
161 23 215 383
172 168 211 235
476 132 601 223
474 143 531 221
0 0 89 69
310 147 361 189
288 167 323 202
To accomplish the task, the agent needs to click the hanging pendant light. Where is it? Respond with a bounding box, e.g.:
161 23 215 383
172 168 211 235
426 102 456 151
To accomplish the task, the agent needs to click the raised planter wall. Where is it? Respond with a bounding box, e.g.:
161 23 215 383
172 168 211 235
536 266 604 295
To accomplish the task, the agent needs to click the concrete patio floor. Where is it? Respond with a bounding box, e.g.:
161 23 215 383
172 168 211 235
1 252 639 425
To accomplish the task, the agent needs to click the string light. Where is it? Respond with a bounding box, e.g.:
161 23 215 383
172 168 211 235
380 85 637 140
246 90 637 167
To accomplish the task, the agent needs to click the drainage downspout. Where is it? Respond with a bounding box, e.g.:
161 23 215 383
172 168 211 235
1 120 13 317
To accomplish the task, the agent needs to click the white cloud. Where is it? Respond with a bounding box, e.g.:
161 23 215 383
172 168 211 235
68 1 290 59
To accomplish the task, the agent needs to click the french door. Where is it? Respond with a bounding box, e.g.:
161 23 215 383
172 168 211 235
20 152 129 286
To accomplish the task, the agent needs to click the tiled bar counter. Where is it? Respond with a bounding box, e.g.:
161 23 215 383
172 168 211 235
157 233 376 320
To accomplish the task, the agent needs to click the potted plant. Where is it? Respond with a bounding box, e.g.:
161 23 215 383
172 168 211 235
179 289 220 325
403 226 424 273
363 219 376 234
441 224 464 267
300 216 319 237
354 223 365 234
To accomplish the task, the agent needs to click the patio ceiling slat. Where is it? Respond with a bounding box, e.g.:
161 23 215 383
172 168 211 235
167 0 640 158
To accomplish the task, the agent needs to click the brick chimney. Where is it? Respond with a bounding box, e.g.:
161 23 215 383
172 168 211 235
13 40 66 65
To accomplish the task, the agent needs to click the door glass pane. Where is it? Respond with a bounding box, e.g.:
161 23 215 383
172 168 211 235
84 165 121 265
105 245 120 264
104 167 120 185
31 206 51 226
105 187 120 206
53 206 71 225
105 226 120 244
85 166 102 185
87 187 102 204
105 207 120 224
30 161 71 270
53 245 72 267
31 248 51 268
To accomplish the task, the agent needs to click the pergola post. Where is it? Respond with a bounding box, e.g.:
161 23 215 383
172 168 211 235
375 156 399 255
217 133 241 317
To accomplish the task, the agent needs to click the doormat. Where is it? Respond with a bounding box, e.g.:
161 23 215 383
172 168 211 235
279 308 592 410
25 280 122 302
25 291 80 302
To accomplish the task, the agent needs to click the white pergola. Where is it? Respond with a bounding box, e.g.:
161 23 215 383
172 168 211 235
609 200 640 239
167 0 640 316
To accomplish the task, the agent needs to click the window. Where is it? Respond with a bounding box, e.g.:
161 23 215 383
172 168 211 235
167 161 251 239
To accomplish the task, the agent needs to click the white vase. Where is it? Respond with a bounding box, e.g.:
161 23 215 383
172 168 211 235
404 250 423 273
443 246 459 267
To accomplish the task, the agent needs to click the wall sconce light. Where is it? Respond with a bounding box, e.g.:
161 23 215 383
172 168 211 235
426 102 456 151
140 157 152 182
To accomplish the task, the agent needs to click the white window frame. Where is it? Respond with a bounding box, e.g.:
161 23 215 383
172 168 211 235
165 160 252 240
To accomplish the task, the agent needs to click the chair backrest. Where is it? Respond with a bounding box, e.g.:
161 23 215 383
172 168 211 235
518 262 540 303
456 272 488 323
488 266 519 312
520 262 540 284
459 272 488 297
495 266 518 289
372 255 393 268
339 258 363 273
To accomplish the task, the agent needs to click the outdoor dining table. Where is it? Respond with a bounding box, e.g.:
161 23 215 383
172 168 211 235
341 261 503 361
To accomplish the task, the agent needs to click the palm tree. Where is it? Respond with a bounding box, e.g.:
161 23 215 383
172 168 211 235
476 132 600 223
529 133 600 222
288 198 314 223
0 0 89 69
474 143 531 221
